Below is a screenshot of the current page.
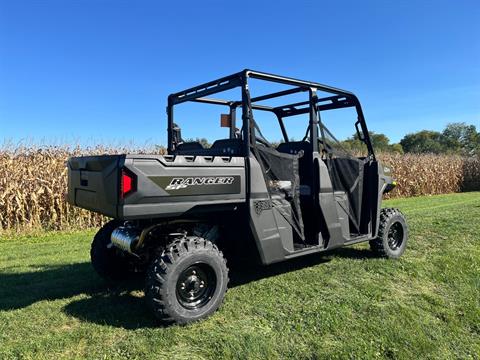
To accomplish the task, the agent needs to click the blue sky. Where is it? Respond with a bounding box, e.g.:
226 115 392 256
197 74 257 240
0 0 479 147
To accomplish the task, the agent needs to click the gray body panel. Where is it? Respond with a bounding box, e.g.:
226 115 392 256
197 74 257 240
247 155 287 264
67 154 246 220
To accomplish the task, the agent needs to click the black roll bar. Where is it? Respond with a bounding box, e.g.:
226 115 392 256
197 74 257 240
167 69 375 158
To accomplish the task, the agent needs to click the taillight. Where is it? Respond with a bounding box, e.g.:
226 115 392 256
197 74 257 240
120 168 136 198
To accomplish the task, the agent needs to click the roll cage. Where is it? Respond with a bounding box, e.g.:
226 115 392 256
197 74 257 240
167 69 375 159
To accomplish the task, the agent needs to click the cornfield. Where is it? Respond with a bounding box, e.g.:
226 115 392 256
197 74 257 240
0 146 479 233
380 153 480 198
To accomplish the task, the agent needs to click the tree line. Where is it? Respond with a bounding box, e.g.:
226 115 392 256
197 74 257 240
341 122 479 156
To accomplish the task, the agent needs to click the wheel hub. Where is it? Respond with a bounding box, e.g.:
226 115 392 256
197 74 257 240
387 221 404 250
176 263 216 309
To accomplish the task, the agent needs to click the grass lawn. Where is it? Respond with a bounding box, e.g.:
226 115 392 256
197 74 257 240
0 192 479 359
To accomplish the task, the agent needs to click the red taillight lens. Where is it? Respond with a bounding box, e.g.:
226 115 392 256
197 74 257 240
121 169 136 198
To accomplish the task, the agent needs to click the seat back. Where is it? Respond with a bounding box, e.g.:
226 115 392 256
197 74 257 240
277 141 313 187
176 139 243 156
210 138 243 156
176 141 205 154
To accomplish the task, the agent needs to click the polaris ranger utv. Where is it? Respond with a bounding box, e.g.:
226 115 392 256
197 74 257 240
67 70 408 324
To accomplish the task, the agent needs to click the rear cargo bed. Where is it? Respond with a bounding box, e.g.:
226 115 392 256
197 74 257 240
67 154 246 220
67 155 124 218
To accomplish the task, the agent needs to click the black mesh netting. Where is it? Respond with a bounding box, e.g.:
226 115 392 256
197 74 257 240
320 125 366 233
255 144 305 240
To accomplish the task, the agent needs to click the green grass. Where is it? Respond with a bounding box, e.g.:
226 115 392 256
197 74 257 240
1 193 479 359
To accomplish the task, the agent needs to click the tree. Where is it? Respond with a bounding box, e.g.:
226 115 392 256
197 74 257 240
400 130 445 154
342 131 402 154
370 133 391 152
390 143 404 154
442 122 479 155
340 137 365 154
400 123 480 155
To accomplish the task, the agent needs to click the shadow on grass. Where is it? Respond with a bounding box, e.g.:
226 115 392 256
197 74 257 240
0 262 157 329
228 245 376 287
63 286 158 329
0 246 376 329
228 251 332 287
328 246 378 260
0 263 104 311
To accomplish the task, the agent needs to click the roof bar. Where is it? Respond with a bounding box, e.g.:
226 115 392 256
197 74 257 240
192 97 232 106
169 72 243 105
274 95 351 113
279 97 355 117
246 69 355 98
249 87 306 103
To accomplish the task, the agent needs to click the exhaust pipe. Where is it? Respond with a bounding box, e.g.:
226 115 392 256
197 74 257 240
111 226 140 253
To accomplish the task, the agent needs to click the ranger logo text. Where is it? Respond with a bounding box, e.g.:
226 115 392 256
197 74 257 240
165 177 235 190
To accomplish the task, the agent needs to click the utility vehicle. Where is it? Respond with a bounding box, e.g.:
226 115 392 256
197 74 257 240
67 70 408 324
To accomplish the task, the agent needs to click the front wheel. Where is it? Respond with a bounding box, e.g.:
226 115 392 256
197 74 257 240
370 208 408 259
145 236 229 325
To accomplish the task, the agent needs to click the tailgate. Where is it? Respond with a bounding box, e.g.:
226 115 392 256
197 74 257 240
67 155 124 217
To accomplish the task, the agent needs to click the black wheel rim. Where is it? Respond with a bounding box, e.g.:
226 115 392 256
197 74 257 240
176 263 217 310
387 221 404 250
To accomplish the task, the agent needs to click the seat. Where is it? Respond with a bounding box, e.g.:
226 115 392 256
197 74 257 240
276 141 313 188
176 142 205 154
276 141 309 156
210 138 243 156
176 139 243 157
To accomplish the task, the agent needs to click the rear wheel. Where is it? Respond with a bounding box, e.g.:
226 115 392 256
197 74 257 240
145 236 228 324
370 208 408 259
90 220 137 281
